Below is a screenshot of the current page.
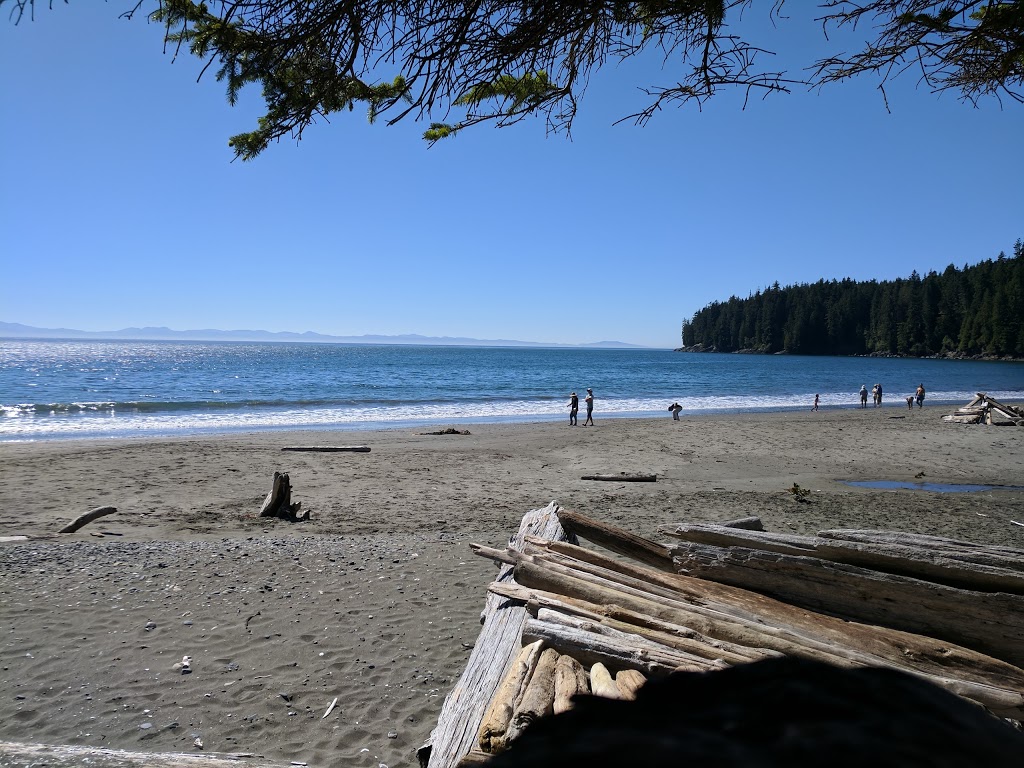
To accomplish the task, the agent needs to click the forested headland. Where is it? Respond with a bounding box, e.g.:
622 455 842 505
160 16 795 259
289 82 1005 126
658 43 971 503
681 241 1024 359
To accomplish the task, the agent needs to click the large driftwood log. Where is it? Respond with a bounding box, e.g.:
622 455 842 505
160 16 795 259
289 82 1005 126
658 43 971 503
554 509 674 571
660 523 1024 592
421 502 576 768
280 446 370 452
501 647 560 747
0 742 286 767
717 516 765 530
588 662 623 699
581 473 657 482
615 669 647 700
259 472 308 521
670 542 1024 667
476 640 543 754
553 654 588 714
59 506 116 534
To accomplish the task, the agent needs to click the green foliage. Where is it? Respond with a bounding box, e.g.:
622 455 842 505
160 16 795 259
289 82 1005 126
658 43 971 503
682 241 1024 358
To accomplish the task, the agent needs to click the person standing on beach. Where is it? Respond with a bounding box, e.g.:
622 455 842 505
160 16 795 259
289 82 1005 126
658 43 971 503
670 402 683 420
583 388 595 426
860 385 868 408
568 392 579 426
916 383 926 408
875 383 883 406
812 394 820 412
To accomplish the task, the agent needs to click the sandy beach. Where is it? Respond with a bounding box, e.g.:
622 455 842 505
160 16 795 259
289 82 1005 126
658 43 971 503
2 408 1023 766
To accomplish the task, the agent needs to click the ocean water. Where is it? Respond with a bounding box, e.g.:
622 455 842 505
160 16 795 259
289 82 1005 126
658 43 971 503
1 340 1022 442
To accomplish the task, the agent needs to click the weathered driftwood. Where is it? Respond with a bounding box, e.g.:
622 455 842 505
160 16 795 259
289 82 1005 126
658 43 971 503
615 669 647 700
553 654 588 714
0 742 286 767
670 542 1024 667
421 502 576 768
522 618 710 675
817 529 1024 561
502 647 560 747
477 640 544 753
589 662 623 699
660 522 1024 593
554 509 674 571
488 580 778 665
59 506 116 534
581 473 657 482
280 445 370 452
510 556 1024 716
259 472 308 521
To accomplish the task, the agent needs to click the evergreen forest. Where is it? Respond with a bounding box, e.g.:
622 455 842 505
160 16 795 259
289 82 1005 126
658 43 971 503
681 241 1024 358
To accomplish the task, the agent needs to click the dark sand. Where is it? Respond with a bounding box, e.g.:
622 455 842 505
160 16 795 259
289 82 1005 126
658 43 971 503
2 408 1022 766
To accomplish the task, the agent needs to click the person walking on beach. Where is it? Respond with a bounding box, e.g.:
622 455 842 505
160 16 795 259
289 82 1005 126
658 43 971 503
583 388 595 426
812 394 820 412
568 392 579 426
670 402 682 420
874 383 883 406
916 383 926 408
860 385 868 408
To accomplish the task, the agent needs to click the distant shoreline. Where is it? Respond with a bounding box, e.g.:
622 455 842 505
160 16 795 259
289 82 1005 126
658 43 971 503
675 345 1024 363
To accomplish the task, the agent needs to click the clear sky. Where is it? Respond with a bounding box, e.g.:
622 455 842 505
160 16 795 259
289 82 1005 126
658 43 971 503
2 3 1022 348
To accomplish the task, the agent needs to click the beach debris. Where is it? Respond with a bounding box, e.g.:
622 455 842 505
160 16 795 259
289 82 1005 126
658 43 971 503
580 473 657 482
943 393 1024 426
426 504 1024 767
1013 521 1024 528
788 483 811 502
58 505 117 534
193 737 203 750
259 472 310 522
144 621 157 631
281 445 371 452
420 428 471 435
717 516 765 531
322 696 338 719
172 655 192 674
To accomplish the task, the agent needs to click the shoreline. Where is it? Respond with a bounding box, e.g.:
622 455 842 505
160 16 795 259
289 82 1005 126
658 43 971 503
2 410 1022 766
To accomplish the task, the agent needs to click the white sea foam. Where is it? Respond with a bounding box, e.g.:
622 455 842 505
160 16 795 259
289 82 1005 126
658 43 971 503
1 390 1017 441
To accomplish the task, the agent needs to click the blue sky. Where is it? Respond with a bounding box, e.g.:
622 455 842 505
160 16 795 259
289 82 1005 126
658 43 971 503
2 3 1021 348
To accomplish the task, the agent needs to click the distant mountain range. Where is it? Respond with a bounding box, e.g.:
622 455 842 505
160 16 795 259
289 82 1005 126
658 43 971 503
0 322 645 349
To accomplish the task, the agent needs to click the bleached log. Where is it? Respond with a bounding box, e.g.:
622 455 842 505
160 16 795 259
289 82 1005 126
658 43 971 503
615 669 647 700
944 414 983 424
589 663 623 699
983 395 1024 417
58 506 116 534
816 530 1024 560
489 580 778 664
671 542 1024 667
422 502 576 768
581 474 657 482
553 654 588 714
554 509 674 571
0 742 285 767
536 608 724 673
522 618 710 675
661 523 1024 592
501 648 560 747
281 446 370 452
477 640 543 753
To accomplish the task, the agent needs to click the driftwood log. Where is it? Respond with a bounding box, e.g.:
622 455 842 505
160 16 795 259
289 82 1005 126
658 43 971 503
59 506 116 534
0 742 287 768
420 502 576 768
259 472 308 521
477 640 544 753
580 473 657 482
669 542 1024 667
280 446 370 452
552 654 588 714
554 510 674 571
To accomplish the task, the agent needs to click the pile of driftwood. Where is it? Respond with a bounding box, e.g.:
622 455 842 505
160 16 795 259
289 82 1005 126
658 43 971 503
943 393 1024 425
419 503 1024 768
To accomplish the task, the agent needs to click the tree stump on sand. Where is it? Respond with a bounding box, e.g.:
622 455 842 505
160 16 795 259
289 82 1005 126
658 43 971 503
259 472 309 521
